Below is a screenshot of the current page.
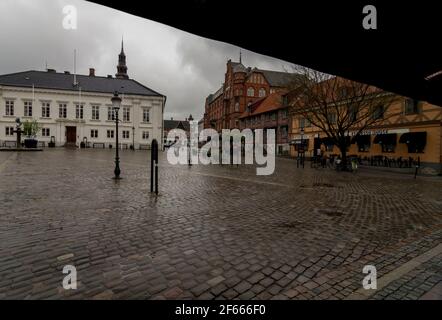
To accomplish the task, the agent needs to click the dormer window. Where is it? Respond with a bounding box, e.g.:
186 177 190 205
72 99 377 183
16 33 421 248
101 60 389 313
259 88 266 97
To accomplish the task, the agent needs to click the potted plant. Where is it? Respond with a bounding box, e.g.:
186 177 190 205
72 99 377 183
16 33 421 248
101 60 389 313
22 120 41 148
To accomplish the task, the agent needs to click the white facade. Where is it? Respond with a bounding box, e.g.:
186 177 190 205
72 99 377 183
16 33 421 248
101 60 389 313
0 85 165 149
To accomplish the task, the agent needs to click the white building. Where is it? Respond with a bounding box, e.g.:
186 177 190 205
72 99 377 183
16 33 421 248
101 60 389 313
0 41 166 149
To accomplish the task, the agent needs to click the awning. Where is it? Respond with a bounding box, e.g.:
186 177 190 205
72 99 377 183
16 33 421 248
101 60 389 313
399 132 427 146
373 133 397 145
320 137 334 146
353 134 371 145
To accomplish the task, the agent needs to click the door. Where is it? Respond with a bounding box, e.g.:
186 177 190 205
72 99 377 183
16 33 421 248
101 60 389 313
66 126 76 144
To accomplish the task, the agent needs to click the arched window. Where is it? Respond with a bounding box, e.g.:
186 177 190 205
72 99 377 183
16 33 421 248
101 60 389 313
247 87 255 97
259 88 266 97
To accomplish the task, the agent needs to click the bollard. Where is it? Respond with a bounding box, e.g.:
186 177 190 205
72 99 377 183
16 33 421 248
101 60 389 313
151 139 159 194
414 156 420 179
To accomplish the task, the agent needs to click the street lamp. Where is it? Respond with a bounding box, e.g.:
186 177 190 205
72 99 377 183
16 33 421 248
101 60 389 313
132 126 135 150
111 91 122 179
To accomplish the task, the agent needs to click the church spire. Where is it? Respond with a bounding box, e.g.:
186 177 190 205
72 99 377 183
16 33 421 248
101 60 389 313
116 37 128 79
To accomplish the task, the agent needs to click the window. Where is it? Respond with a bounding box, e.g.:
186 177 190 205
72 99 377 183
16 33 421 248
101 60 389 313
92 105 100 120
234 102 240 112
59 103 67 118
142 131 149 140
281 109 288 119
372 105 384 120
280 126 288 138
299 117 311 128
404 99 420 115
107 130 114 138
122 130 129 139
271 113 276 121
5 127 14 136
6 100 14 116
247 87 255 97
24 101 32 117
143 108 150 123
42 128 50 137
348 105 358 122
41 102 50 118
107 106 115 121
76 104 84 119
327 113 337 124
123 107 130 122
259 88 266 97
90 129 98 138
338 86 349 99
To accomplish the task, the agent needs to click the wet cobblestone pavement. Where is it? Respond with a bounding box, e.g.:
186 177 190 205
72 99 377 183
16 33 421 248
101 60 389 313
0 149 441 299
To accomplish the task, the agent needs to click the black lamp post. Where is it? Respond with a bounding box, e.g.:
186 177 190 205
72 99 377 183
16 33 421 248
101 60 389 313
14 117 22 149
132 126 135 150
112 92 122 179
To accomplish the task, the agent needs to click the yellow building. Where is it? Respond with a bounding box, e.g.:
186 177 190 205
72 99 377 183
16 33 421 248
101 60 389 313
290 97 442 174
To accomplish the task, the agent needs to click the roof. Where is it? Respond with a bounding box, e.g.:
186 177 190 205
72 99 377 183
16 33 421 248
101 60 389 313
257 69 302 87
164 119 190 131
239 92 286 119
232 62 247 73
0 70 165 97
229 60 303 87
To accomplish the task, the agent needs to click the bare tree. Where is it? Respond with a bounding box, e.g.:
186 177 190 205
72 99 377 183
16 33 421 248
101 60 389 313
287 66 398 169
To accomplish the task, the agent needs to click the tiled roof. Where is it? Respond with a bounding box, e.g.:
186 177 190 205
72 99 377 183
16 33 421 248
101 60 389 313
239 92 286 119
0 70 165 97
257 69 301 87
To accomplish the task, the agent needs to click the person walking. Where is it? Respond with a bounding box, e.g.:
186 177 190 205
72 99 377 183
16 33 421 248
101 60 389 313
351 156 358 173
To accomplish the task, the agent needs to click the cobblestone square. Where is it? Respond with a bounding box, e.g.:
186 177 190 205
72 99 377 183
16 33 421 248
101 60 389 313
0 149 441 300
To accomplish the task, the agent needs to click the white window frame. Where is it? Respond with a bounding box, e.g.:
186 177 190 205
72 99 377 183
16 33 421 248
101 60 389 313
107 106 115 121
5 100 14 116
123 107 130 122
41 102 50 118
24 101 33 117
259 88 266 97
91 105 100 120
59 103 67 118
142 108 150 123
90 129 98 138
76 104 84 119
5 126 14 136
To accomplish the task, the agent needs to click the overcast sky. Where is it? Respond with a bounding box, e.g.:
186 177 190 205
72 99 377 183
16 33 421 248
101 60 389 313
0 0 294 120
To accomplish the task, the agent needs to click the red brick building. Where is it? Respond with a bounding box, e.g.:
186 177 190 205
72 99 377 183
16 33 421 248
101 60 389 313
238 91 291 155
204 58 300 133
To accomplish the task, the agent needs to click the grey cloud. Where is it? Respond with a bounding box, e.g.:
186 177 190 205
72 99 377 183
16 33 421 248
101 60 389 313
0 0 293 121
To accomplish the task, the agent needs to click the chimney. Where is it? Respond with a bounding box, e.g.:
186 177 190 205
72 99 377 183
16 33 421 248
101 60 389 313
64 71 70 74
171 117 173 120
107 75 112 78
89 68 95 76
47 69 56 73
